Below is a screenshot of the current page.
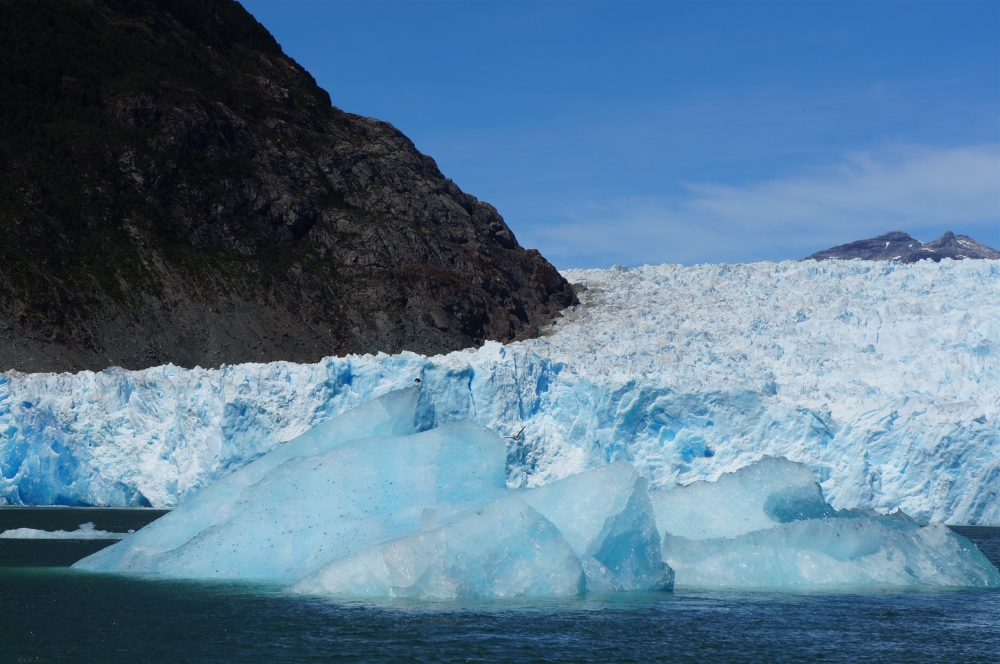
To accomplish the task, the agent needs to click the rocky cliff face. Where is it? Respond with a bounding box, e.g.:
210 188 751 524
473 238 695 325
0 0 577 373
803 231 1000 263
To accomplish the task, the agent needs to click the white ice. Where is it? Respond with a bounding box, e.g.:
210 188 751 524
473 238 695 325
0 522 130 540
2 259 998 525
653 458 1000 588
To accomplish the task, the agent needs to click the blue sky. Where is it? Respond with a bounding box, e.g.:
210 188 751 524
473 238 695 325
242 0 999 268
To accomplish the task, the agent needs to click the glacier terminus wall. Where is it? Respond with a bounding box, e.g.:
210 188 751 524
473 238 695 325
1 259 997 525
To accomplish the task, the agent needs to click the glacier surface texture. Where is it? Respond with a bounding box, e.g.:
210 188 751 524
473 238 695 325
1 259 998 525
76 390 673 598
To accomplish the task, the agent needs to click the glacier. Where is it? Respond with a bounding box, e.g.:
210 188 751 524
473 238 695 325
1 259 998 526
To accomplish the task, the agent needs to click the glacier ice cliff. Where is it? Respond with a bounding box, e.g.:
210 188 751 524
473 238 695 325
2 259 998 525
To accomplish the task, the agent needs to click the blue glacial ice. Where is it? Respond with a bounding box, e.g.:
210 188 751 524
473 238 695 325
77 390 669 597
650 456 836 540
75 392 995 593
295 494 587 599
76 393 508 580
524 461 672 592
74 387 422 574
2 259 998 527
652 457 1000 587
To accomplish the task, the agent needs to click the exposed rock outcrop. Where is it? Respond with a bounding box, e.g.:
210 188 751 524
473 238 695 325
0 0 577 373
803 231 1000 263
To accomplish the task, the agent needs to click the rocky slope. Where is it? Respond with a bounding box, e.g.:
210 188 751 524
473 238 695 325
804 231 1000 263
0 0 576 373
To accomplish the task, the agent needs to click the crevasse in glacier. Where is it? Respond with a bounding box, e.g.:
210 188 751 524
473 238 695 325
3 259 999 524
75 390 672 597
651 458 1000 587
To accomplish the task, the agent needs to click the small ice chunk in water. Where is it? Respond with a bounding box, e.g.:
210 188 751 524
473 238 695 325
652 457 1000 588
1 522 129 540
296 495 585 599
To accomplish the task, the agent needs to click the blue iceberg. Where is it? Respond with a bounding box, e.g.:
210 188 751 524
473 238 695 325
651 457 1000 588
295 494 586 599
77 391 996 595
76 390 671 597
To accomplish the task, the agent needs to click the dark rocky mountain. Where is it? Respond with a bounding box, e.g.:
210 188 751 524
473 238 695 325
803 231 1000 263
0 0 577 374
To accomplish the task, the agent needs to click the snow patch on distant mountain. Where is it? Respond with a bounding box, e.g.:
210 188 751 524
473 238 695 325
805 230 1000 262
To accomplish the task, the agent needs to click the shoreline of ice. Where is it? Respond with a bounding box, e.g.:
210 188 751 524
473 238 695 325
2 259 997 524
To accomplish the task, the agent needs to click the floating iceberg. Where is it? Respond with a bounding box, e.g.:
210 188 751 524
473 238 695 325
523 461 672 592
76 391 671 598
652 458 1000 588
76 388 424 576
650 456 836 540
76 392 995 594
296 494 586 599
3 259 998 525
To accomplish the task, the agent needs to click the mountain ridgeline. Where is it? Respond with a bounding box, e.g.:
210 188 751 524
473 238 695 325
803 231 1000 263
0 0 577 373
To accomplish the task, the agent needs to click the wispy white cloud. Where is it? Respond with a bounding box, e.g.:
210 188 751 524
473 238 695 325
526 144 1000 267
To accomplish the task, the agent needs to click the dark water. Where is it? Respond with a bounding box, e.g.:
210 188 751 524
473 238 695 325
0 506 171 533
0 507 169 566
1 510 998 663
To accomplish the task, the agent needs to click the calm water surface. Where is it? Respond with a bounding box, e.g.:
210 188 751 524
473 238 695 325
1 511 998 663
